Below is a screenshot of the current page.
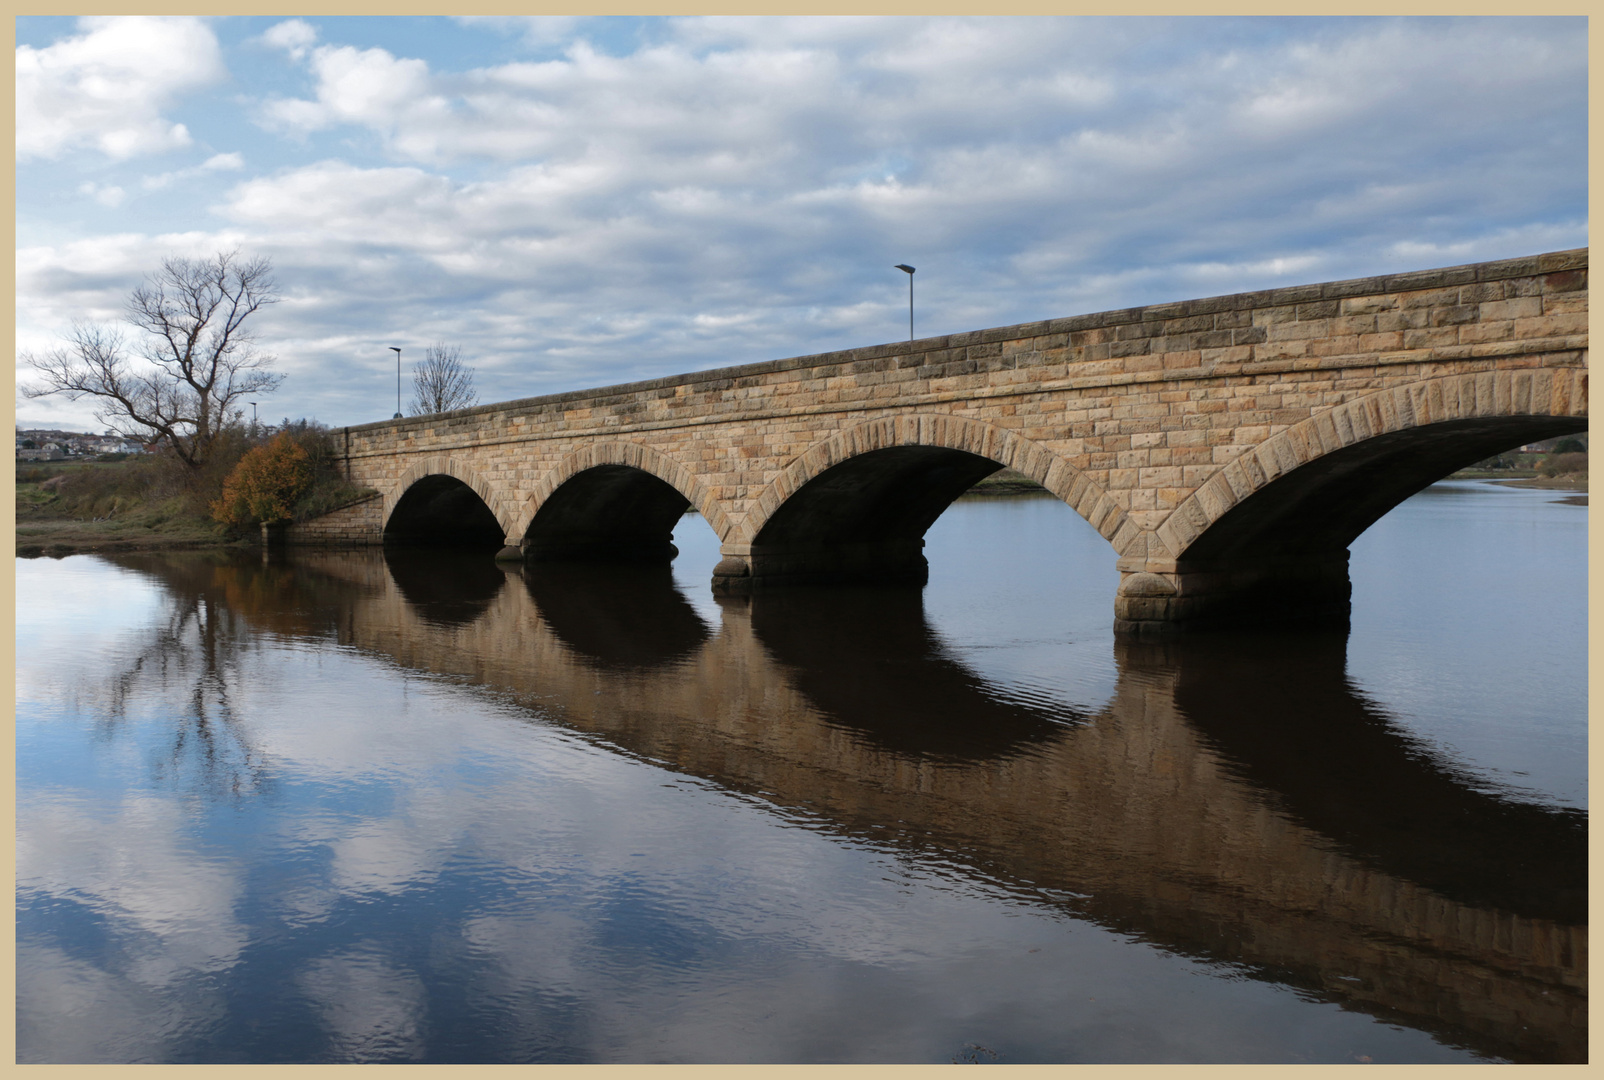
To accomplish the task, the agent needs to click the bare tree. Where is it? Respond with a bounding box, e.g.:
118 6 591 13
22 250 283 472
409 342 479 415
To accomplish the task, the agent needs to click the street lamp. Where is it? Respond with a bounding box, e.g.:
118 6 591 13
248 401 257 435
894 264 915 341
389 347 403 419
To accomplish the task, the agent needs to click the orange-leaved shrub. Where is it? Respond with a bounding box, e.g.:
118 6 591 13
211 433 313 526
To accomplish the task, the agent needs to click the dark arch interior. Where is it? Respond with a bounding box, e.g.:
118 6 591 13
1183 416 1588 565
384 475 505 549
525 464 690 563
754 445 1004 547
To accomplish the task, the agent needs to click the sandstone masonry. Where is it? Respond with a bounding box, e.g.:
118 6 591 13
294 249 1588 631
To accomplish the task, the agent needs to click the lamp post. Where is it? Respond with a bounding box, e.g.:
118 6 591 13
248 401 257 435
894 264 915 341
389 347 403 419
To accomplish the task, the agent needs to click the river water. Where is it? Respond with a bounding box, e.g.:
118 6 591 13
15 480 1586 1063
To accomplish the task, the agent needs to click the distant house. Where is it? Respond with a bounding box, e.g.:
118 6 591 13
17 444 66 461
15 427 151 457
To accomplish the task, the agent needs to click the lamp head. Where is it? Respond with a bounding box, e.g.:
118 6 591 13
389 346 402 355
894 264 916 274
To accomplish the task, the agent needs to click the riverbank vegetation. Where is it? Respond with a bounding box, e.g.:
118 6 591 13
16 420 374 557
1451 434 1587 490
959 468 1050 496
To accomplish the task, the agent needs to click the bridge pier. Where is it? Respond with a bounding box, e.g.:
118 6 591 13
711 539 929 592
1113 553 1352 636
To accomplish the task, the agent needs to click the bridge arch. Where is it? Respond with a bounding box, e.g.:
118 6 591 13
516 442 726 563
1161 367 1588 560
1119 366 1588 632
743 414 1127 546
384 457 517 548
718 415 1127 589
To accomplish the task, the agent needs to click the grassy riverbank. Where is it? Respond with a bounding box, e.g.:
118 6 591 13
1492 473 1587 492
16 432 373 558
16 460 244 557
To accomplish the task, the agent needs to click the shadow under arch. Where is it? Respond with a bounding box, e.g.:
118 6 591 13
385 460 512 550
519 443 725 564
383 547 508 628
1118 632 1586 926
745 586 1085 762
1121 369 1588 631
521 562 710 670
719 415 1125 590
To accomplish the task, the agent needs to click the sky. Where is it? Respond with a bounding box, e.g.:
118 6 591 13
14 15 1589 433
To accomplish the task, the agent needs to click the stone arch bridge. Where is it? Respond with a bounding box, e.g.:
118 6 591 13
297 249 1587 632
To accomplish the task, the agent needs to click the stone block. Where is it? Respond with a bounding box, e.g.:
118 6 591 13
1479 297 1543 321
1429 304 1480 327
1293 300 1340 320
1256 341 1309 361
1397 286 1461 309
1340 293 1401 314
1268 283 1324 305
1542 269 1587 293
1402 327 1458 350
1458 281 1508 304
1457 320 1515 346
1518 312 1587 338
1138 466 1183 488
1537 250 1587 272
1309 335 1364 357
1254 305 1299 326
1200 345 1253 366
1267 319 1330 341
1376 309 1428 332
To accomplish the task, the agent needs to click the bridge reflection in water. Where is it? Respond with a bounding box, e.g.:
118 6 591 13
110 548 1584 1063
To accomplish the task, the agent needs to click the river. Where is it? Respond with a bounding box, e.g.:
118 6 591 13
14 479 1586 1063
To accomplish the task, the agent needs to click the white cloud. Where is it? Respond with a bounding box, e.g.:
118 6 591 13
453 15 583 47
78 181 126 207
261 18 319 62
259 44 448 155
142 151 246 191
16 16 225 161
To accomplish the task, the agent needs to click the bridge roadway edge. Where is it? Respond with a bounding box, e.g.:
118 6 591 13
295 248 1587 632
